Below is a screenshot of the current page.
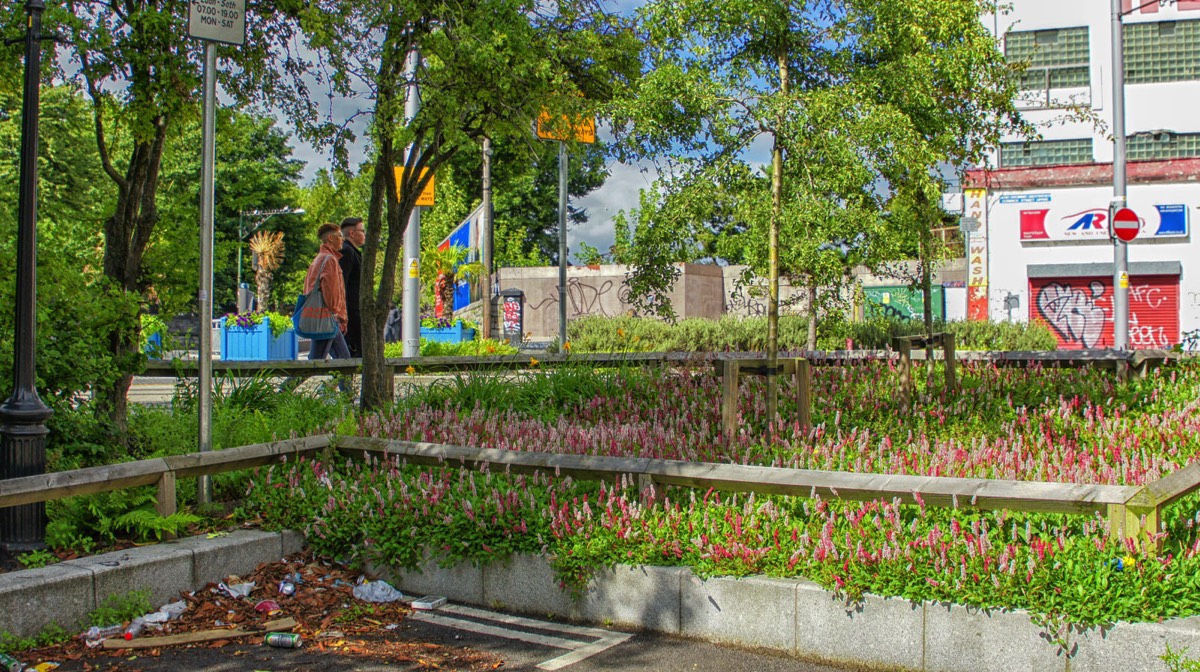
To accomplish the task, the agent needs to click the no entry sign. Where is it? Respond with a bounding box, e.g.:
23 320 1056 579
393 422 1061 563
1112 207 1140 242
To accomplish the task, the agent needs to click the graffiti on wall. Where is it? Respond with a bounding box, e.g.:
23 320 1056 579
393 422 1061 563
1035 281 1108 348
1034 278 1179 349
527 277 623 318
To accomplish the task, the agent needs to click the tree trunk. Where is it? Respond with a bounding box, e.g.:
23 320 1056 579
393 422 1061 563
94 122 168 441
806 283 818 351
255 270 272 311
767 50 789 423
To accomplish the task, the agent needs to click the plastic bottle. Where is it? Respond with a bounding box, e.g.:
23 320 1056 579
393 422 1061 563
84 624 124 640
123 617 146 641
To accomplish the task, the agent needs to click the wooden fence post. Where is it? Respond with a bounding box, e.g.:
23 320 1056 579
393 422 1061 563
156 472 177 541
895 338 912 410
943 333 957 393
1107 502 1162 555
795 358 812 431
722 359 741 439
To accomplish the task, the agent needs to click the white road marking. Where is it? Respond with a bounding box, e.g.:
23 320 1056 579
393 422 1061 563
407 602 633 670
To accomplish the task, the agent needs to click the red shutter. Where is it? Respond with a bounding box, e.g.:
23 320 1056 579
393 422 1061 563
1029 275 1179 350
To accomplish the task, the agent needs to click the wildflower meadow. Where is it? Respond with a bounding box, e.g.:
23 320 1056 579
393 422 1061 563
244 358 1200 628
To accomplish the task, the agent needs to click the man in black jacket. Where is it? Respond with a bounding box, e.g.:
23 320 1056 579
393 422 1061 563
338 217 365 358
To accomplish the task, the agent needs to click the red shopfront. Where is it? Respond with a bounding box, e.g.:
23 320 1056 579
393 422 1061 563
1029 272 1180 350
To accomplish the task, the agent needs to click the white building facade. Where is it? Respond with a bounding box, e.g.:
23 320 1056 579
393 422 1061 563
966 0 1200 349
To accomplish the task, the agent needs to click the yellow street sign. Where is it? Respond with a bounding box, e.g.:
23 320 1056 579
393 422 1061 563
536 110 595 144
394 167 435 206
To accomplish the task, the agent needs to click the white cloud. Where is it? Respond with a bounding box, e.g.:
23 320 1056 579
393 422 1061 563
571 160 658 259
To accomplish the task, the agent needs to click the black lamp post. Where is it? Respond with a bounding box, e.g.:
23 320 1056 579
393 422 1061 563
0 0 54 553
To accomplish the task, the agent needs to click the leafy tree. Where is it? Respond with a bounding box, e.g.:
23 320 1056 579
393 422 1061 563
611 0 1023 415
52 0 313 433
150 107 307 316
444 139 609 266
302 0 641 409
0 73 134 415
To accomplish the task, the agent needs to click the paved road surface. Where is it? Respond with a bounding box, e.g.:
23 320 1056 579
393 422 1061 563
47 603 867 672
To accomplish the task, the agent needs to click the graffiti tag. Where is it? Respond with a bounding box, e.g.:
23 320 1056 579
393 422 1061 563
528 277 618 317
1035 281 1108 348
1128 313 1170 349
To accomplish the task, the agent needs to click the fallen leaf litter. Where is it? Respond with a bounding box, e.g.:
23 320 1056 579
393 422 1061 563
13 552 503 671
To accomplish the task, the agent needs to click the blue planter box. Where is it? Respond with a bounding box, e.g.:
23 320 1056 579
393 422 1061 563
221 317 298 361
420 325 476 344
144 332 163 359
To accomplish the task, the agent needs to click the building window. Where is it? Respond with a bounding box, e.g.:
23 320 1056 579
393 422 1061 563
1000 139 1094 168
1127 132 1200 160
1005 27 1091 91
1125 20 1200 84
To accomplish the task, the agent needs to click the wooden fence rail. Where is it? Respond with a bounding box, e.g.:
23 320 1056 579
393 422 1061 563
139 349 1182 380
2 432 1197 552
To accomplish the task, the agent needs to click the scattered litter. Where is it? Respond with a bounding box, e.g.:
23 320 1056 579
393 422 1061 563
278 580 296 596
0 652 25 671
352 577 404 603
217 581 255 599
264 633 303 649
81 624 123 642
254 600 281 614
31 663 60 672
205 532 228 539
123 617 146 641
159 599 188 620
16 551 501 670
411 595 447 611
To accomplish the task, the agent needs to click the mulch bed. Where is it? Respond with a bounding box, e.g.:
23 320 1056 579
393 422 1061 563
13 552 504 671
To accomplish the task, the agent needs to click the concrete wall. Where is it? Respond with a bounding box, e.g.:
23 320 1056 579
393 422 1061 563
492 260 969 339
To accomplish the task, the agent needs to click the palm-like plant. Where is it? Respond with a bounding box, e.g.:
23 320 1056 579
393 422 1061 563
421 244 484 320
248 231 285 311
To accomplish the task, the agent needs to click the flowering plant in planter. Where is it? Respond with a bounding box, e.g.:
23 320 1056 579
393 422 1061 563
224 311 294 338
420 315 478 330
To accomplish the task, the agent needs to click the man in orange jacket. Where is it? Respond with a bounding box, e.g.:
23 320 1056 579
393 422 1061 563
304 223 350 360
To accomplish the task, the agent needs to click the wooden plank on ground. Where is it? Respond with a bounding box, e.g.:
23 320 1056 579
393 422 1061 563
102 617 297 649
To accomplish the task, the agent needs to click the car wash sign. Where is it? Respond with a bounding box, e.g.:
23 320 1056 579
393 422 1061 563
1000 186 1191 242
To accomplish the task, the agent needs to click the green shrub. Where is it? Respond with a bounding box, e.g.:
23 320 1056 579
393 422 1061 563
384 337 519 358
567 315 1058 353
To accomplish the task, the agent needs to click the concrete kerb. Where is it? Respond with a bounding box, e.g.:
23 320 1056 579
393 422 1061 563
0 528 302 638
380 550 1200 672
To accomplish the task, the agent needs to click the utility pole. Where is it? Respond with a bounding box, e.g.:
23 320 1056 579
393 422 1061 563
1111 0 1129 350
0 0 54 551
481 137 494 341
402 49 423 358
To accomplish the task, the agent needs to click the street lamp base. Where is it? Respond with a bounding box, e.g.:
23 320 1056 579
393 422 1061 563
0 397 52 552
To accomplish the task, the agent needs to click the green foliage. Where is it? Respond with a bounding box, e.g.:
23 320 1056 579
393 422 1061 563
383 338 518 358
1163 644 1200 672
222 311 295 338
566 316 1059 353
0 623 70 655
17 549 59 570
45 487 201 550
394 362 662 424
88 590 152 627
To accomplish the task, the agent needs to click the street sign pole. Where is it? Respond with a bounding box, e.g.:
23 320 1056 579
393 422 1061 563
1111 0 1129 350
558 141 568 349
197 42 216 505
188 0 245 504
